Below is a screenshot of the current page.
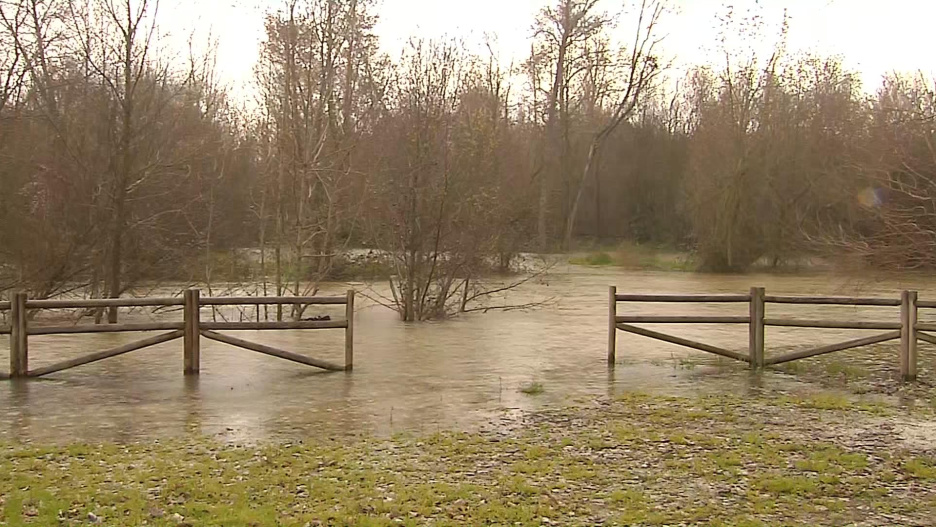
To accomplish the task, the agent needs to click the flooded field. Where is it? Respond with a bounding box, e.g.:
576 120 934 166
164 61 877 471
1 264 934 444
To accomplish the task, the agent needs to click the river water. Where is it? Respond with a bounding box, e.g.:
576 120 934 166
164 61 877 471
1 264 933 444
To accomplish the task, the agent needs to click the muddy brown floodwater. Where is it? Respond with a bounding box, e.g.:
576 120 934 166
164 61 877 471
1 264 934 444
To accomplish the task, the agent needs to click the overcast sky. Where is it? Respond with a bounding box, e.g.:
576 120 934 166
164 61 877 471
165 0 935 98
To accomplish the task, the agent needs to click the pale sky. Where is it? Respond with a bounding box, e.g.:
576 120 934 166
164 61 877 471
165 0 935 98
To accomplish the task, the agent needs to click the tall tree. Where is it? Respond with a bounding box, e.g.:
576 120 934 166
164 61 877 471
562 0 665 249
530 0 610 251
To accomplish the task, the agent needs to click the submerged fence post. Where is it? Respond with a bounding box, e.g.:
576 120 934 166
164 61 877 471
184 288 201 375
345 289 355 371
10 292 28 378
749 287 765 369
900 290 918 382
608 286 617 365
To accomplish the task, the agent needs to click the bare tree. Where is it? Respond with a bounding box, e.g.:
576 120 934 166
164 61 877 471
255 0 378 319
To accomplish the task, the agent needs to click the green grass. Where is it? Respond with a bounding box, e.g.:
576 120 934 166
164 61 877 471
1 393 934 526
904 458 936 479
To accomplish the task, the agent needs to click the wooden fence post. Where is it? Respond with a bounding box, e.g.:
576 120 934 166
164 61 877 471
608 286 617 366
184 288 201 375
900 290 918 382
749 287 765 369
10 292 28 378
345 289 355 371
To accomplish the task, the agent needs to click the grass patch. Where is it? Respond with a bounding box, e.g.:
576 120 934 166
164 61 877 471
904 457 936 479
754 475 820 496
519 382 545 395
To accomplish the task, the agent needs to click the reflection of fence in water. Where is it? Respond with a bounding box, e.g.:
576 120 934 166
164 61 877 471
608 286 929 382
0 290 355 380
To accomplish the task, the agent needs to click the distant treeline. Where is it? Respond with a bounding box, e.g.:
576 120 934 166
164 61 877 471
1 0 934 318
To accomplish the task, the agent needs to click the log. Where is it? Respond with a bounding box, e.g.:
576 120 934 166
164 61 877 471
27 330 184 378
184 289 201 375
615 294 750 303
27 297 183 309
200 321 347 331
28 322 184 335
914 322 936 332
900 290 918 381
608 286 617 365
915 300 936 309
615 315 750 324
345 290 355 371
0 301 10 311
763 295 900 306
200 330 345 371
0 326 10 335
616 323 750 363
763 319 900 330
916 331 936 346
749 287 766 369
200 296 347 306
764 331 900 366
10 292 28 377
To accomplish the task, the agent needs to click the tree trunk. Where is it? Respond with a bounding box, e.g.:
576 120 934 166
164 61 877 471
537 177 549 252
564 138 601 250
108 15 136 324
106 190 126 323
539 23 569 253
594 157 603 240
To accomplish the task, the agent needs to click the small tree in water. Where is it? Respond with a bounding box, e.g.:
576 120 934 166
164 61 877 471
363 39 542 321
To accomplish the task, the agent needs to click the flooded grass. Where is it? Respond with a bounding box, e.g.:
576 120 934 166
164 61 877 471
568 242 693 271
569 251 616 266
519 382 545 395
1 392 934 526
772 343 936 405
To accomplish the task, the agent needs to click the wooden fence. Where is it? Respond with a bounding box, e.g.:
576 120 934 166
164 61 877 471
608 286 930 381
0 289 355 379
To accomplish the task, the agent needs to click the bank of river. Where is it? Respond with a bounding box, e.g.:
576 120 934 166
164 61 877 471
3 266 936 524
2 392 935 525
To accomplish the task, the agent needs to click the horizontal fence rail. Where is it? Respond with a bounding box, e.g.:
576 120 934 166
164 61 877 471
199 321 348 331
615 315 750 324
764 319 902 330
609 286 932 381
616 294 751 303
28 322 185 336
26 297 184 309
3 289 356 380
200 296 348 306
763 296 902 306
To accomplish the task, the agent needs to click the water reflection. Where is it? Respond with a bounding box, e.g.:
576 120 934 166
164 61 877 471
0 266 932 443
